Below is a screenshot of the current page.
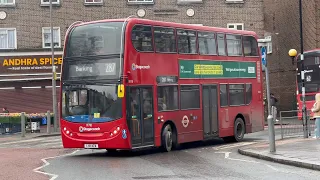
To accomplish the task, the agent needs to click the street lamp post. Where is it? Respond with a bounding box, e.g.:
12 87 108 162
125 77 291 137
258 39 276 153
50 0 58 132
288 0 308 138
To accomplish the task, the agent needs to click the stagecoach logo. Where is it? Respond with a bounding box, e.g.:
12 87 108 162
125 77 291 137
131 63 150 70
79 126 101 132
182 115 189 128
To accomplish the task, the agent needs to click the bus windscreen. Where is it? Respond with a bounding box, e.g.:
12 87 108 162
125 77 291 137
62 21 124 81
61 84 122 123
65 21 124 57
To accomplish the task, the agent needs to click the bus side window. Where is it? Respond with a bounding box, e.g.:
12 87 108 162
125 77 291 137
157 86 178 111
217 33 226 56
226 34 242 56
177 29 197 54
198 31 216 55
131 25 154 52
243 36 259 56
154 27 176 53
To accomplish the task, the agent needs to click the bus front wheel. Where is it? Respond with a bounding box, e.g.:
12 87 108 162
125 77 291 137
161 124 173 152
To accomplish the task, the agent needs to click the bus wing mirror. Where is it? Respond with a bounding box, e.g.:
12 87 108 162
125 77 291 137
117 84 125 98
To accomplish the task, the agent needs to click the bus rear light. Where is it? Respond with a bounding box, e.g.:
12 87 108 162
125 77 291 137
66 130 70 134
64 127 67 131
113 130 117 134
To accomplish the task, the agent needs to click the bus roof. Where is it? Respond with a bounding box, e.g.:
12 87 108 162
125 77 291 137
73 18 258 37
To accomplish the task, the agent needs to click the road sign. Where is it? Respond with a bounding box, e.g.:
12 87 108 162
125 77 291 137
261 46 267 66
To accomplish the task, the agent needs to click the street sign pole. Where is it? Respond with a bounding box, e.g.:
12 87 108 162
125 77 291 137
260 45 276 152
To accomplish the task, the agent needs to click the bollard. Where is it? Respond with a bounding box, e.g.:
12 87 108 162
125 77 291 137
47 111 51 134
267 114 276 152
21 112 26 137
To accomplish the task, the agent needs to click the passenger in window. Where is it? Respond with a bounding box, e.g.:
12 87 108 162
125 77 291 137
158 98 167 111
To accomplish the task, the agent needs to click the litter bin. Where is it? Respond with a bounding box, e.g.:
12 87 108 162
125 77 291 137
31 121 40 133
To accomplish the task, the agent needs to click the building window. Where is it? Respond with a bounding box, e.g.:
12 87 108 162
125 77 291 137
177 29 197 54
227 23 244 30
265 36 272 54
217 33 226 56
220 84 228 107
226 34 242 56
243 36 258 56
131 25 153 52
42 27 61 48
154 27 176 53
180 85 200 109
245 84 252 105
198 31 216 55
84 0 103 5
41 0 60 5
157 86 178 111
0 28 16 49
0 0 15 6
225 0 244 3
177 0 203 4
128 0 154 4
229 84 245 106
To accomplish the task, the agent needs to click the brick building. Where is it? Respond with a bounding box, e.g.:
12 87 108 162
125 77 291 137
263 0 320 111
0 0 265 113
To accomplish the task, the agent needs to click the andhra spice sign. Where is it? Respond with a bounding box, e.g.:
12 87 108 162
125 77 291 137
0 55 63 74
179 60 256 79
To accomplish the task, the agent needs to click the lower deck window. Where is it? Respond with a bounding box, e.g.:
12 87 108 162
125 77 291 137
229 84 245 106
157 86 178 111
180 85 200 109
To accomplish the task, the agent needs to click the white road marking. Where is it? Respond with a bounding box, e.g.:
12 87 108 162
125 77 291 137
214 142 257 150
0 138 46 145
34 142 62 147
215 152 279 171
33 149 80 180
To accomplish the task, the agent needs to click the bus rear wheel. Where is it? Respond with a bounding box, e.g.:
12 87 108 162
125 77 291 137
222 117 245 143
234 117 245 142
161 124 173 152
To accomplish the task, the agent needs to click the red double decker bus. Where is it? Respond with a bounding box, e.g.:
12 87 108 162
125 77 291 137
296 49 320 119
60 18 264 152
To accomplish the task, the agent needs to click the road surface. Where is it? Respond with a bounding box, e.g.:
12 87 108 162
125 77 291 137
32 130 320 180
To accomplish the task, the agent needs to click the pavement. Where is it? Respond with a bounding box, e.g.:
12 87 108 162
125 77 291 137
239 137 320 171
0 126 61 143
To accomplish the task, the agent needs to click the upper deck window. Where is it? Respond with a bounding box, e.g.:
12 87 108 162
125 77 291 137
198 31 216 55
226 34 242 56
177 29 197 54
154 27 176 53
131 25 153 52
217 33 226 56
65 22 123 57
243 36 258 56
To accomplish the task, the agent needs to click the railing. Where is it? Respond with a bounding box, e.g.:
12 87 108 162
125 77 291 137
279 110 315 139
0 112 56 136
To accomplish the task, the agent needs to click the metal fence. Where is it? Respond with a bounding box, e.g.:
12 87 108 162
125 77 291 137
279 110 315 139
0 112 55 135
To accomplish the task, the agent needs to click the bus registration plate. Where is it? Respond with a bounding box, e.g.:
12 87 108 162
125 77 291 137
84 144 99 149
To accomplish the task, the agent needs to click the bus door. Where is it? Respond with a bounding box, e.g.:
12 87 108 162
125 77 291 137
127 87 154 147
202 85 219 138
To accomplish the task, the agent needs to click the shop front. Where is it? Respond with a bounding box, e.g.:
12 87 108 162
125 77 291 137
0 51 63 114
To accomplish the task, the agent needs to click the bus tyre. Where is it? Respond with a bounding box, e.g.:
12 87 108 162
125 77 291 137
234 118 245 142
162 124 173 152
